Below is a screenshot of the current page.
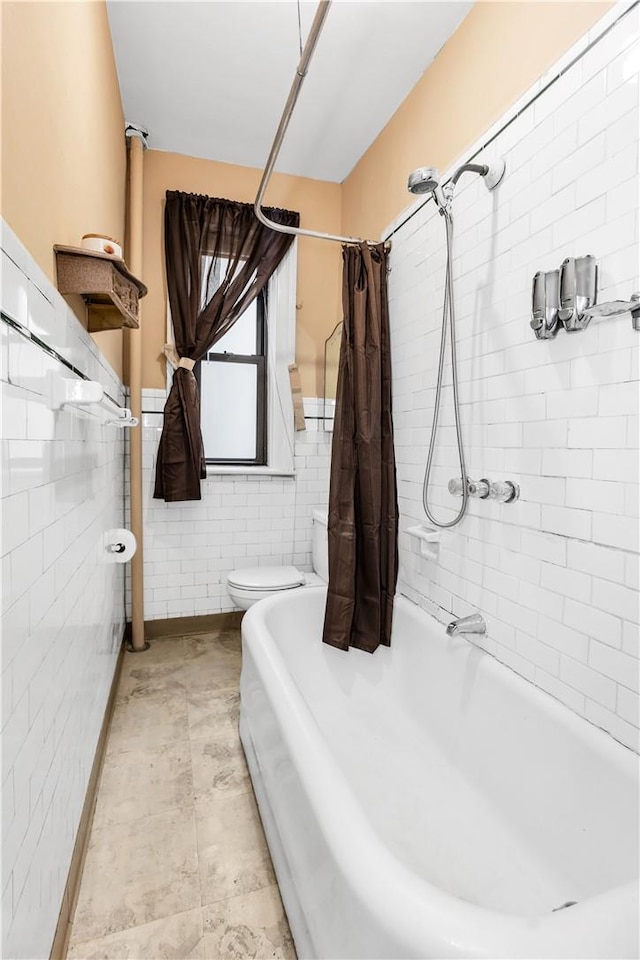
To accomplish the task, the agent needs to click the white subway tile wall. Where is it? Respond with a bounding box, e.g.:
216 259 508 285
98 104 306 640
128 391 332 620
1 222 125 958
388 11 640 751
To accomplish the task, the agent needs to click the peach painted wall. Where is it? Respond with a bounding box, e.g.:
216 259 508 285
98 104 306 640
342 1 613 242
141 150 343 396
2 1 610 387
1 1 127 377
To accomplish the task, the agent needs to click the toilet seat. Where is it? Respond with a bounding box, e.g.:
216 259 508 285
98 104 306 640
227 565 305 592
226 515 327 610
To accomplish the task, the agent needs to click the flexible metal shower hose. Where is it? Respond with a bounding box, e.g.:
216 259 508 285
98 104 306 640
422 212 469 528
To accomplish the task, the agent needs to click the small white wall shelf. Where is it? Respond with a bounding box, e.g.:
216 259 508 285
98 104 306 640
407 524 441 560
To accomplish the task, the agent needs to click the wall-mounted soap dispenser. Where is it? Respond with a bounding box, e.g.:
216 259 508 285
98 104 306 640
530 269 560 339
531 254 640 338
558 255 597 331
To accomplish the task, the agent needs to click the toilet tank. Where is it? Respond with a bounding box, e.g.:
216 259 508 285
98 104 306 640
312 510 329 582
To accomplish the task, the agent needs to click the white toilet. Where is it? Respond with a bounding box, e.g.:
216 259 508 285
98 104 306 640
226 509 328 610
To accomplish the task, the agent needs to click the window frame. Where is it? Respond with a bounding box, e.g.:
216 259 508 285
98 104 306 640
198 289 268 467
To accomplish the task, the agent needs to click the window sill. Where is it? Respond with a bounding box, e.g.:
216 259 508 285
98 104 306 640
205 465 296 478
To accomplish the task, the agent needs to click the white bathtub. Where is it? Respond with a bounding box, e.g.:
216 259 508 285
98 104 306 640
239 587 639 959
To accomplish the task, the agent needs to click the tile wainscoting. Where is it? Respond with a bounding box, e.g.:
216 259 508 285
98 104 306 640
128 391 332 621
1 221 126 958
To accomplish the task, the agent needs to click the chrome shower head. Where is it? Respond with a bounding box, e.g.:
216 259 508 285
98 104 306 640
407 166 440 195
407 157 506 216
407 166 448 213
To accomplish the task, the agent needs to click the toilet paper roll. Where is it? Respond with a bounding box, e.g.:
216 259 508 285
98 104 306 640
82 234 123 258
104 528 137 564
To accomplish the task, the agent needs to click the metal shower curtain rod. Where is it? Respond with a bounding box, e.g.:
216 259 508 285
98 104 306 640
254 0 379 248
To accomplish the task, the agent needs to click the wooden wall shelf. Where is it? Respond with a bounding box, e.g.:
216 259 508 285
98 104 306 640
54 245 148 332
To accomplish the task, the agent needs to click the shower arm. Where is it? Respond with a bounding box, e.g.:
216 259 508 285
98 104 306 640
254 0 381 248
439 162 498 213
451 162 489 186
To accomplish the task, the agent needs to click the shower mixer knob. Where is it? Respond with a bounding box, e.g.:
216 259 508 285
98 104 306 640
488 480 519 503
447 477 490 498
467 478 490 499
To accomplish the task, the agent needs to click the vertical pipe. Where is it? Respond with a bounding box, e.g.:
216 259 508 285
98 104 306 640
125 130 147 652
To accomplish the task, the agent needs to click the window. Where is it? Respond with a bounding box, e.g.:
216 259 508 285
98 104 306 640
199 289 267 465
179 244 296 476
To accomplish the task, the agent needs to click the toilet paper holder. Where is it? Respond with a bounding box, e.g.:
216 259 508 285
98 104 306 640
104 529 137 563
106 542 127 554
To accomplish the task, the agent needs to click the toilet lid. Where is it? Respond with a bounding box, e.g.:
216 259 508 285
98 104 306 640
227 566 305 591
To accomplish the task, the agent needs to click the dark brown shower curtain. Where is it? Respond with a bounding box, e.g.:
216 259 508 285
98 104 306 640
322 242 399 654
154 191 298 502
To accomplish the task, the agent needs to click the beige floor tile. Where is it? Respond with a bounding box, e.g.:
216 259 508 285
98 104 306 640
187 688 240 743
107 692 190 754
218 631 242 655
72 809 200 942
183 631 241 659
93 740 193 827
126 638 184 668
196 793 276 905
116 659 186 703
70 626 293 959
202 885 296 959
190 737 251 803
68 907 205 960
182 649 241 694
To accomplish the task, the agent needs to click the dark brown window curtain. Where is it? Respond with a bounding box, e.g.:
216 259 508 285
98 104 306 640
322 242 399 654
154 191 299 502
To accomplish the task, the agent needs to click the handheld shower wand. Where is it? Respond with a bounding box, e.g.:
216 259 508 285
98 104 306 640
406 158 506 528
407 167 451 216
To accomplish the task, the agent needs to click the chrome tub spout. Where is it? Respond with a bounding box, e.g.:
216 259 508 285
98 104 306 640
446 613 486 637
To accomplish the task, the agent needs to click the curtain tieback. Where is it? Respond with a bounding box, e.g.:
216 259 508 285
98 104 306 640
163 344 196 372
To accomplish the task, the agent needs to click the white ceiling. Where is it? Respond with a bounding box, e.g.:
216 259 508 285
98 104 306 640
107 1 472 183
